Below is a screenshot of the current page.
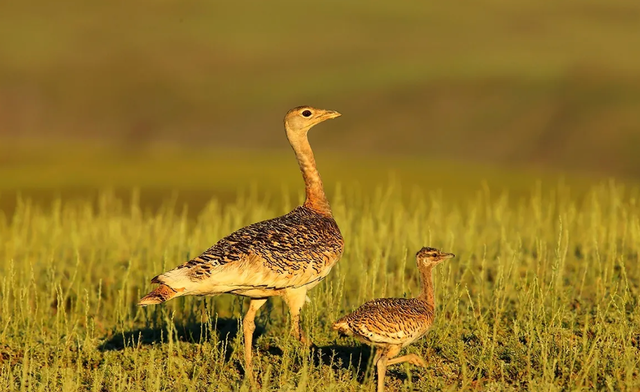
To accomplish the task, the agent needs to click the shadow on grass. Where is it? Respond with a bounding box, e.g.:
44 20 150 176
311 343 374 382
98 317 263 358
310 344 418 385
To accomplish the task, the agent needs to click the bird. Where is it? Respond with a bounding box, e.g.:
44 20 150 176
332 247 454 392
138 106 344 376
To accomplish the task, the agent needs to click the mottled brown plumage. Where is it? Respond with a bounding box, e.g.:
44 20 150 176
142 205 343 296
334 298 434 346
138 106 343 377
333 247 454 392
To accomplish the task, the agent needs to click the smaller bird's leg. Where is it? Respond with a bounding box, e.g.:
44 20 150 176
376 346 401 392
387 354 427 368
376 355 388 392
283 287 310 345
243 298 267 377
372 348 383 367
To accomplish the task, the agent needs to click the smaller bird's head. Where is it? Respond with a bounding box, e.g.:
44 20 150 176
416 247 455 266
284 106 341 137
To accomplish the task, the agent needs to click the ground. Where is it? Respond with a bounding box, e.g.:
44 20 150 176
1 154 639 391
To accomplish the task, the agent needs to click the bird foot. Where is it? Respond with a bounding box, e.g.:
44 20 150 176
244 362 263 389
298 332 313 347
409 356 427 368
291 328 313 347
244 362 254 377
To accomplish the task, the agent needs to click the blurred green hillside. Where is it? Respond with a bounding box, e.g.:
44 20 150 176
0 143 611 217
1 0 639 179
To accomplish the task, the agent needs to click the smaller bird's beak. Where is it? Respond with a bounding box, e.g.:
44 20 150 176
440 253 455 260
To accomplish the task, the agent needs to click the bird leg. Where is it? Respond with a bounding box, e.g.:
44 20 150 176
376 356 387 392
243 298 267 377
376 345 401 392
283 287 310 345
387 354 427 368
372 348 383 367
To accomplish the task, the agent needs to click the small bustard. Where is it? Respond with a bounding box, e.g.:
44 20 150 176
138 106 344 376
333 247 454 392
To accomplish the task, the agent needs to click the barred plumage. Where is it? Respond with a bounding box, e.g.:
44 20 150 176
138 106 343 377
147 205 343 295
333 298 434 346
333 247 454 392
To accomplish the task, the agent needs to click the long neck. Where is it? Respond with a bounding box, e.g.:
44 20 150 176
287 129 332 217
417 265 435 307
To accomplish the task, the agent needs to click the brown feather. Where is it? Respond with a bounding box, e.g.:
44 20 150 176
138 284 184 306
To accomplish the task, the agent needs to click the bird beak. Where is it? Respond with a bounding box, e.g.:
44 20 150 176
321 110 341 120
440 253 455 260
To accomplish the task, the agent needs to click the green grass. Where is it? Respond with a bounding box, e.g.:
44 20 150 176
3 1 640 388
1 179 639 391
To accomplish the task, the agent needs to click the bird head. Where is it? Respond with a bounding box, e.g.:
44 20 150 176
416 247 455 266
284 106 341 137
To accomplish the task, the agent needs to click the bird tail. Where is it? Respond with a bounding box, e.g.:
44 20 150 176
138 284 185 306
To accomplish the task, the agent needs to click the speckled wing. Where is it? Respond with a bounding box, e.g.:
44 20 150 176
334 298 434 346
152 206 344 294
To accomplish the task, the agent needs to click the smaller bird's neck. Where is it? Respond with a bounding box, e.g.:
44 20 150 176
287 129 332 217
417 265 436 307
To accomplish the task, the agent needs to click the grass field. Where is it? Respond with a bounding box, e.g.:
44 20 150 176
2 0 640 389
1 175 639 391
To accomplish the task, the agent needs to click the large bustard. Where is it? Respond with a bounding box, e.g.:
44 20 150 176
138 106 344 373
333 247 454 392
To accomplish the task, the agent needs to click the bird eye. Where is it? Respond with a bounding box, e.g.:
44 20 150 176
302 110 312 117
